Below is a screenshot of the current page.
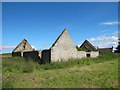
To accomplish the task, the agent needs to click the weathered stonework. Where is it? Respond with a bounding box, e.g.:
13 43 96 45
12 29 99 63
42 29 99 63
12 39 33 53
12 39 33 57
50 29 78 62
77 51 86 58
86 51 99 57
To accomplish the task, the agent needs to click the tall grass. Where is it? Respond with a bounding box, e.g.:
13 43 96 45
2 53 119 73
3 57 39 73
36 53 119 70
2 53 119 88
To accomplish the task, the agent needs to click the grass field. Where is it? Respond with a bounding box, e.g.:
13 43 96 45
0 53 12 57
2 53 119 88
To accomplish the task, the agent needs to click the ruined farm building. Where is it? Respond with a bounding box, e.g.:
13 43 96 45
12 38 33 57
79 40 99 57
42 29 99 63
79 40 98 52
80 40 114 54
12 39 41 62
98 47 114 54
12 29 99 63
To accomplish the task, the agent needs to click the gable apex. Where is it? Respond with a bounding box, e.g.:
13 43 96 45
50 29 68 48
80 40 97 51
12 38 33 52
50 29 75 49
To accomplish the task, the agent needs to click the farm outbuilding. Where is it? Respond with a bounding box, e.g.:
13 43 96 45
12 29 99 63
12 38 33 57
79 40 98 52
41 29 99 63
98 47 114 54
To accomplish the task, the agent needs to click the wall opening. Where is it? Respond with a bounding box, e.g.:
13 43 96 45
42 50 51 64
87 53 90 57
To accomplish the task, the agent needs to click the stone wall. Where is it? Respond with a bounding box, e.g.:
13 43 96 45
86 51 99 57
49 30 99 62
77 51 86 58
12 30 99 63
90 51 99 57
13 39 33 52
51 48 78 62
50 30 79 62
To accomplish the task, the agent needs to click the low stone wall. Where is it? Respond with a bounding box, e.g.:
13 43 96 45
12 50 99 64
77 51 86 58
90 51 99 57
86 51 99 57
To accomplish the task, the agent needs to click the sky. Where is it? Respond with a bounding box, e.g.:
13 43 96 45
1 2 119 53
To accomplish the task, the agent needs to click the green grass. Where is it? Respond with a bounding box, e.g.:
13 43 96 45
2 53 119 88
0 53 12 57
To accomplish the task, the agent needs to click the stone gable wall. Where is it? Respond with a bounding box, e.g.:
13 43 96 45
50 30 78 62
13 40 33 52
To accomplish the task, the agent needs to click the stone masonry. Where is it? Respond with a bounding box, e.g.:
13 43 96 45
12 29 99 63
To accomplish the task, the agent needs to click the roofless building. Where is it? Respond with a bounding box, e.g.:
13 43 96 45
12 29 99 63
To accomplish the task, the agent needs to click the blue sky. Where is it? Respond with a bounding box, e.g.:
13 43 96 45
2 2 119 53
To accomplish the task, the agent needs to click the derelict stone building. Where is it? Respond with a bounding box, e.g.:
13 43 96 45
41 29 99 63
12 39 33 57
12 29 99 63
42 29 84 63
98 47 114 54
80 40 114 54
79 40 99 57
80 40 98 52
12 39 41 62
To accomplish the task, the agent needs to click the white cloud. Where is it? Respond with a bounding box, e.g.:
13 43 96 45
112 31 120 36
0 46 16 53
87 36 118 48
0 46 16 49
31 45 37 50
100 21 120 25
92 41 118 48
114 31 120 34
88 36 118 42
